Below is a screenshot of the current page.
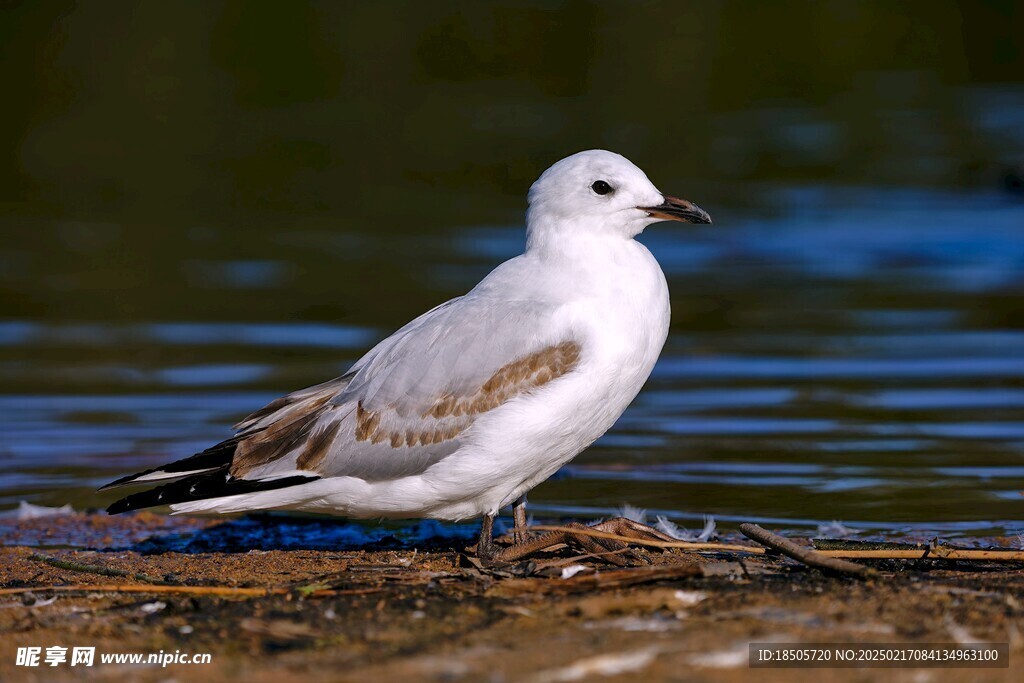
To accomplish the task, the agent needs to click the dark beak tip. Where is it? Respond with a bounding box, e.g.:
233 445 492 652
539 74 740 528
642 196 713 225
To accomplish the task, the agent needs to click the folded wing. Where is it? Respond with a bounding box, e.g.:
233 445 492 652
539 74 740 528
103 292 580 512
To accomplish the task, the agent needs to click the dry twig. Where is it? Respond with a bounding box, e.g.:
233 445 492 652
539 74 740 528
812 539 1024 562
492 562 703 596
739 523 875 578
529 525 766 554
29 554 172 585
0 584 383 599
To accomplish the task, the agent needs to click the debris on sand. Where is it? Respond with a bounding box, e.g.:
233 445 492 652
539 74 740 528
0 512 1022 682
688 641 750 669
531 647 660 682
655 514 717 542
0 501 75 520
816 519 858 537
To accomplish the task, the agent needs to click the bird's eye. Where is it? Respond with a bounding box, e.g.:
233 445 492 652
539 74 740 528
591 180 614 195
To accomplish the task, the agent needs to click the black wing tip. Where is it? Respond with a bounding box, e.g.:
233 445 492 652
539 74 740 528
105 496 137 515
105 484 172 514
98 471 155 492
104 473 321 515
98 437 243 493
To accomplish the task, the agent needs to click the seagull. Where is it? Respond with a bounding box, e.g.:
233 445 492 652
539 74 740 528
101 150 712 565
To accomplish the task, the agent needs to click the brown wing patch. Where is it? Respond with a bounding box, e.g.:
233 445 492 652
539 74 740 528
457 340 581 416
230 391 335 477
355 403 380 441
295 419 343 471
233 374 352 432
353 341 581 449
231 341 582 474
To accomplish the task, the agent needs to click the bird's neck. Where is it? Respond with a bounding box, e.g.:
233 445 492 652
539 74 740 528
524 215 631 259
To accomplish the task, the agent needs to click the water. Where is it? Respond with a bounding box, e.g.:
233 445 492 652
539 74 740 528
1 2 1023 541
2 183 1022 539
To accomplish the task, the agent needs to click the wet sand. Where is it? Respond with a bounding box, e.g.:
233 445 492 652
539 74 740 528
1 512 1022 682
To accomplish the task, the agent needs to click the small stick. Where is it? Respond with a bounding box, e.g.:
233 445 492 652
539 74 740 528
928 545 1024 562
816 548 1024 562
530 525 766 554
0 584 383 599
558 563 703 590
493 563 702 596
813 538 1024 561
739 523 874 578
526 525 1023 562
0 584 281 598
29 554 172 585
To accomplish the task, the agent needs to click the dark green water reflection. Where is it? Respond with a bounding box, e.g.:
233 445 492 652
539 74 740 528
1 2 1022 537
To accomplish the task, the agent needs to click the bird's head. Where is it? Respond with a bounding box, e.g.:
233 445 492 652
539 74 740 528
526 150 711 245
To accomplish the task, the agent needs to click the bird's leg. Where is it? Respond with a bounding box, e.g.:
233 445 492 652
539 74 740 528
475 509 683 567
477 513 499 563
476 517 630 567
512 495 529 544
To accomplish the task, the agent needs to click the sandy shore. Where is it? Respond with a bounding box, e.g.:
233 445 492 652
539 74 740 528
1 512 1022 682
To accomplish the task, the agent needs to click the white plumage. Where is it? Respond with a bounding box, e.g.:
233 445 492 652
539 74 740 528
105 150 711 525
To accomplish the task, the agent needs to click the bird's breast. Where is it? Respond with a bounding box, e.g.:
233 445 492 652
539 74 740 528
571 244 670 392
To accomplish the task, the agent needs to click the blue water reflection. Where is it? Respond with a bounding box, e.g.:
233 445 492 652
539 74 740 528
1 182 1023 538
